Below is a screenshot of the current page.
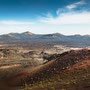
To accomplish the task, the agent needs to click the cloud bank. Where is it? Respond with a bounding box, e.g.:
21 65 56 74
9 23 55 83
40 11 90 25
0 20 34 25
40 0 90 25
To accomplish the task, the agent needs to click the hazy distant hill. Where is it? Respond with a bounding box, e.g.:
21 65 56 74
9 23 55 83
0 31 90 48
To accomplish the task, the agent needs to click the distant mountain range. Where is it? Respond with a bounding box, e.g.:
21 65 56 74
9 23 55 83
0 31 90 48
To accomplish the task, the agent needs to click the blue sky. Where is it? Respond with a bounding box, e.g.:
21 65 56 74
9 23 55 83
0 0 90 35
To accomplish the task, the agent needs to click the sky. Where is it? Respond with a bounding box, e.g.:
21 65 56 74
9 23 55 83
0 0 90 35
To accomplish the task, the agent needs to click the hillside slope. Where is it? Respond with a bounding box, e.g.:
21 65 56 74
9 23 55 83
6 49 90 90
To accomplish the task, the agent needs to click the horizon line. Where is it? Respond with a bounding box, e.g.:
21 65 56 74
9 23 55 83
0 31 90 36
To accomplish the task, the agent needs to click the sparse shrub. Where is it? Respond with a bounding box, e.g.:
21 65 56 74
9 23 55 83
38 84 44 88
24 83 32 90
47 81 52 85
71 80 77 84
66 81 70 85
49 87 55 90
62 88 66 90
57 78 62 82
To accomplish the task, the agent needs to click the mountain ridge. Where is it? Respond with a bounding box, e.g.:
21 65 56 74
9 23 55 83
0 31 90 48
1 31 90 36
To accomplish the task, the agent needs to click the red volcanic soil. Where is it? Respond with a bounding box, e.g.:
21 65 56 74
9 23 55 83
68 59 90 70
3 49 90 89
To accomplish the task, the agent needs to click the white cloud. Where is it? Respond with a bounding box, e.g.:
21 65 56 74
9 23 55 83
56 8 66 15
40 0 89 25
66 4 77 10
75 0 86 5
57 0 86 15
0 20 34 25
40 11 90 25
66 0 86 10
